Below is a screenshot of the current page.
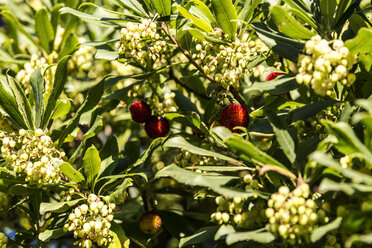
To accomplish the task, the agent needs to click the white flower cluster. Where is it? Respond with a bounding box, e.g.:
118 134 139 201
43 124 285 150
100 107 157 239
0 232 7 248
0 129 64 186
296 35 357 96
265 184 321 243
211 196 266 229
64 194 116 248
192 29 265 88
68 38 94 73
16 52 58 96
118 19 174 68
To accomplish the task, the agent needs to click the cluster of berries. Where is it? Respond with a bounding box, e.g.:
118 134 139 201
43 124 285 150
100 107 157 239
219 104 249 132
129 85 178 115
60 187 78 202
174 147 220 168
192 29 265 88
296 35 356 96
0 129 65 186
68 38 94 75
117 19 174 69
265 184 321 243
211 196 266 229
16 52 58 95
0 232 7 248
64 194 116 247
129 101 170 138
243 172 262 190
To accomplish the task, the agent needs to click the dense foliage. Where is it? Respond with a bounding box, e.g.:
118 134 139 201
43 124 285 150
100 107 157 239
0 0 372 247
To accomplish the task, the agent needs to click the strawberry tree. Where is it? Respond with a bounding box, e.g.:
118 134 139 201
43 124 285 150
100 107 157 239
0 0 371 247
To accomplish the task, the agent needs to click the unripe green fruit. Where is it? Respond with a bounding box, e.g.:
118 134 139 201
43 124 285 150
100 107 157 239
222 212 230 223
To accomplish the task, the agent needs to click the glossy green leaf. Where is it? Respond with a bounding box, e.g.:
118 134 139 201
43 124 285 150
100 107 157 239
42 56 70 129
59 162 85 184
281 0 317 29
179 226 219 247
59 7 119 26
163 136 241 164
211 0 238 37
320 0 337 27
0 84 27 129
109 178 133 204
83 146 101 187
239 0 261 23
40 199 84 214
270 5 315 40
152 0 171 17
58 33 79 58
225 228 275 245
311 217 342 242
190 0 215 23
117 0 148 17
244 76 299 94
345 28 372 55
6 75 34 129
30 68 44 128
52 99 71 119
109 222 130 248
35 9 55 53
177 6 212 32
38 228 65 242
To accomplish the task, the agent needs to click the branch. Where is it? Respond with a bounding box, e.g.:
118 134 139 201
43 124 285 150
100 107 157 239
230 86 252 113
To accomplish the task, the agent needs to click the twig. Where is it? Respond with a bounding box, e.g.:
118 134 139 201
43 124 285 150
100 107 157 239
230 86 252 113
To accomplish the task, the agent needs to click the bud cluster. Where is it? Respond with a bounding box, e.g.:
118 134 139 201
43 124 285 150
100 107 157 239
243 173 262 190
296 35 357 96
174 144 222 168
68 38 95 74
60 187 77 202
0 129 65 186
129 85 177 115
0 232 7 248
211 196 266 229
0 192 9 211
265 184 321 243
192 29 265 88
16 52 58 96
64 194 116 247
118 19 175 69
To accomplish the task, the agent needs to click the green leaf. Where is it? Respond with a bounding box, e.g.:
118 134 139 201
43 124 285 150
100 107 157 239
270 5 315 40
30 68 44 128
190 0 215 23
163 136 241 164
52 99 71 119
51 4 64 35
311 217 342 242
251 22 304 61
179 226 219 247
38 228 65 242
117 0 148 17
156 164 267 198
83 146 101 187
239 0 261 23
95 49 119 60
59 33 79 58
244 76 299 94
40 199 84 214
345 28 372 55
42 56 70 129
281 0 317 29
59 7 119 26
0 82 27 129
8 184 41 195
225 228 275 245
58 77 105 146
211 0 238 37
99 135 119 176
152 0 171 17
177 6 213 32
289 100 337 123
109 222 130 248
319 178 372 195
109 178 133 204
35 9 55 53
320 0 337 27
334 0 351 24
6 74 34 129
59 162 85 184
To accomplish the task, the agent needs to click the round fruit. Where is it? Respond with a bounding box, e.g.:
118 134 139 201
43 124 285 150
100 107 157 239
219 104 249 132
139 212 162 234
129 101 151 123
265 72 284 81
145 116 170 138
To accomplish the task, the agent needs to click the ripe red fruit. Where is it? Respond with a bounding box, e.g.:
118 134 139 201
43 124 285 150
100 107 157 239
219 104 249 132
129 101 151 123
265 72 285 81
145 116 170 138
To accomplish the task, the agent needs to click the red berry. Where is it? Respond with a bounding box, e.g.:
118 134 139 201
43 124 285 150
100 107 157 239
130 101 151 123
265 72 284 81
219 104 249 132
145 116 170 138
